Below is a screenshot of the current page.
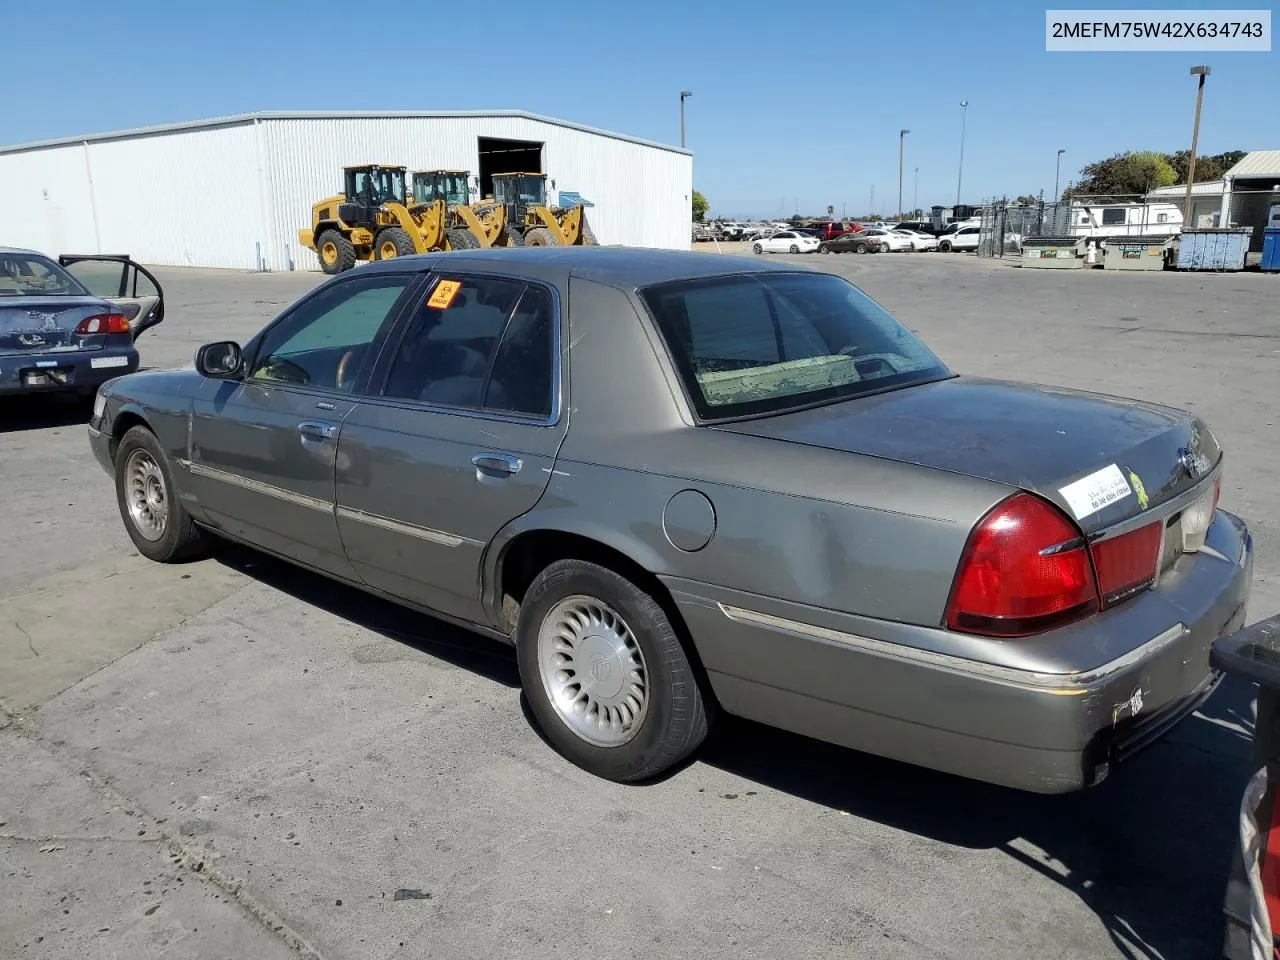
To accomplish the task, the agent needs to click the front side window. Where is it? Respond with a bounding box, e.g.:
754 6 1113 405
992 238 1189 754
1102 208 1127 225
642 272 948 420
248 274 411 391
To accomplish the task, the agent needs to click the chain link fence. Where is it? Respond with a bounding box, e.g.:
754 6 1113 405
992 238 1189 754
977 193 1181 259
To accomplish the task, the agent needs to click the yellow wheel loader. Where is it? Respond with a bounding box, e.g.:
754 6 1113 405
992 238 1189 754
298 165 474 273
485 173 598 247
408 170 503 249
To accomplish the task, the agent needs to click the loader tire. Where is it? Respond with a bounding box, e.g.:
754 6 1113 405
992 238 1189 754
524 227 560 247
375 227 415 261
504 226 525 247
316 229 356 274
445 228 479 251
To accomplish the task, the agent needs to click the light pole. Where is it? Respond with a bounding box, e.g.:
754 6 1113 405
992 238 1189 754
913 167 919 216
1053 148 1065 202
898 129 910 218
955 100 968 208
679 90 693 148
1184 66 1210 224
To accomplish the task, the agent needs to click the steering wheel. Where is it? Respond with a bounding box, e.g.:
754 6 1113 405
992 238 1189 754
336 350 356 390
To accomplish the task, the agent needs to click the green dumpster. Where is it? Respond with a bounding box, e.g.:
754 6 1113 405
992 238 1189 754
1101 234 1175 271
1019 236 1084 269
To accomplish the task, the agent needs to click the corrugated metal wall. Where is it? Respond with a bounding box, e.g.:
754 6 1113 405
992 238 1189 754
0 115 691 272
262 116 691 272
0 122 267 270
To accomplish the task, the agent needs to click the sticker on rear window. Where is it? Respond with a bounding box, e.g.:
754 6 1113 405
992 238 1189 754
1059 464 1132 521
427 279 461 310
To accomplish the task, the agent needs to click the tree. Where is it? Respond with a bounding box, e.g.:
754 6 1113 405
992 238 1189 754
691 190 709 222
1071 151 1176 198
1169 149 1246 184
1014 194 1039 206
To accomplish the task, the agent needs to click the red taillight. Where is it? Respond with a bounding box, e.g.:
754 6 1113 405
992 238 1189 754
945 493 1098 637
75 313 131 335
1088 522 1161 605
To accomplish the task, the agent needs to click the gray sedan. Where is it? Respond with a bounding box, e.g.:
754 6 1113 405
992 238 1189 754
87 248 1251 792
1 249 164 396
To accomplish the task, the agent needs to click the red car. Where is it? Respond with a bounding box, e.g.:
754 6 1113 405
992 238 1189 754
806 221 864 241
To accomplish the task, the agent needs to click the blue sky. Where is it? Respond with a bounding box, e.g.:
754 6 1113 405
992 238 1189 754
3 0 1274 218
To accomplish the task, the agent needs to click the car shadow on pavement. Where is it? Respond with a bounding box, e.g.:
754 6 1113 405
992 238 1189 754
698 676 1256 960
0 393 95 432
214 544 521 689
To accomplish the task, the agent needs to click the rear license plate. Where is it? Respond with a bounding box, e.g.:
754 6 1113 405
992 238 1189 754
22 368 69 387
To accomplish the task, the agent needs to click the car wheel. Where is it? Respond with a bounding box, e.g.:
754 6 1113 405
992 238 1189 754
939 240 952 252
789 244 799 254
819 243 830 254
315 229 356 274
114 425 211 563
855 242 869 254
753 243 762 254
516 559 712 783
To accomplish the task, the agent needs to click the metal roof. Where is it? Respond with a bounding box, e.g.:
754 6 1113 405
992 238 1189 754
1146 182 1224 197
1224 150 1280 179
0 110 692 157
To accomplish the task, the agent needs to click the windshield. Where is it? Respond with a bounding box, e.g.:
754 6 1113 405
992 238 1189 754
641 272 949 419
0 252 90 297
496 175 546 206
376 168 406 204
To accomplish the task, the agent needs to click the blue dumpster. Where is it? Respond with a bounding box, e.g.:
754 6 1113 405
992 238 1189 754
1177 228 1253 271
1263 227 1280 273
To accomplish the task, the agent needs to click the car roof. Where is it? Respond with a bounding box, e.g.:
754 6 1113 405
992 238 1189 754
0 246 44 257
358 246 800 288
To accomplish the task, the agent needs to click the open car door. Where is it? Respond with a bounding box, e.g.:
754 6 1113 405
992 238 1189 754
57 255 165 337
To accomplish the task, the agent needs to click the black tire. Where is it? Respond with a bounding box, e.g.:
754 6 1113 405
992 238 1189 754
375 227 415 261
445 228 479 251
504 226 525 247
939 240 953 252
114 426 211 563
819 242 831 254
516 559 711 782
855 241 869 254
879 242 891 253
789 243 799 254
752 243 763 254
316 229 355 275
524 226 559 247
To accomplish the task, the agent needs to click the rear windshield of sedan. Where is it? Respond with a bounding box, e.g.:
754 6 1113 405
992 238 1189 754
640 272 949 419
0 253 90 297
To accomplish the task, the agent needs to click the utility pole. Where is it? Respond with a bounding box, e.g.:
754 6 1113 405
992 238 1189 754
1184 66 1211 224
898 129 910 218
679 90 693 148
913 167 919 216
1054 148 1065 202
955 100 968 208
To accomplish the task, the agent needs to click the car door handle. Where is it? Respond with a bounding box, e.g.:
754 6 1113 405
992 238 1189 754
298 420 337 441
472 453 522 477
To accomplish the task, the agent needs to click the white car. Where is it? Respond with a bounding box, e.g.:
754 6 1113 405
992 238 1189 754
858 228 914 253
937 225 981 252
893 229 939 251
752 230 820 254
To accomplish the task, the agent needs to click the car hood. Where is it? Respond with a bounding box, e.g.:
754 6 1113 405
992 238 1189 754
714 376 1219 534
0 295 114 355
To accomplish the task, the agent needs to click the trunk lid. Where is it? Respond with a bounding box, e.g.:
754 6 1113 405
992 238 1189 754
0 298 112 356
715 376 1219 534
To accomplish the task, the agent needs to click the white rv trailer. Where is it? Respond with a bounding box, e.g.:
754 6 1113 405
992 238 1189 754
1069 202 1184 239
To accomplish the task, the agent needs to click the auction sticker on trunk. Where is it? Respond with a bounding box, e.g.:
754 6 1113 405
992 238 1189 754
1059 464 1132 520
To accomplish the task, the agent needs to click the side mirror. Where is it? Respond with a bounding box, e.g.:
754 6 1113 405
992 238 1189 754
196 341 244 379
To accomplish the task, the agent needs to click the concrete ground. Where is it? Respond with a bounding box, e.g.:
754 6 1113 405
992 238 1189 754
1 249 1276 959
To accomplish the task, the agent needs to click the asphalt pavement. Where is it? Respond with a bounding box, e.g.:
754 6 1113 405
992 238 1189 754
2 249 1276 959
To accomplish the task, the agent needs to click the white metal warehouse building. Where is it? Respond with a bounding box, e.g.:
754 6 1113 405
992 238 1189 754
0 110 693 271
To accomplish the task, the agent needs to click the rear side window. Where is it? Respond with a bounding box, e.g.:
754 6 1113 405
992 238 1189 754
381 275 556 419
1102 208 1126 225
641 272 948 420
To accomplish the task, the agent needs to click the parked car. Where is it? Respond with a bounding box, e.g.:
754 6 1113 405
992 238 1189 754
895 220 943 236
1 249 165 398
938 226 981 252
806 221 861 241
858 228 914 253
894 229 939 252
752 231 821 254
88 248 1249 793
818 232 880 254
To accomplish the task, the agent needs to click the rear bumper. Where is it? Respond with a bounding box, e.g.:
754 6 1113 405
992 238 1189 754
0 348 138 395
666 510 1252 793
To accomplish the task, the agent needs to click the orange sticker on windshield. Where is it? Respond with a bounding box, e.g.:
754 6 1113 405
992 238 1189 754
428 279 461 309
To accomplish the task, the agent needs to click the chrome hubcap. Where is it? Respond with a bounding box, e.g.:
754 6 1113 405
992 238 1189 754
537 596 648 747
125 449 167 541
